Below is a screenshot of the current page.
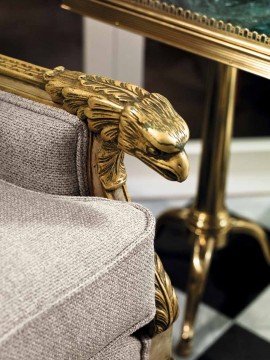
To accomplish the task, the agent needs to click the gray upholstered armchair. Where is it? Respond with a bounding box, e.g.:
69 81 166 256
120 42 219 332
0 54 189 360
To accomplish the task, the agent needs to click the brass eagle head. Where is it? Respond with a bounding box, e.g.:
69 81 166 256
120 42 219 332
44 69 189 189
118 93 189 182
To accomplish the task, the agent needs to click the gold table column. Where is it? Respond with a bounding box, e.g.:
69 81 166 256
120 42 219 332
157 62 270 355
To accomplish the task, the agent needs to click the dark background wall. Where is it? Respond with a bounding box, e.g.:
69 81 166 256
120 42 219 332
0 1 269 140
0 0 82 69
145 40 270 139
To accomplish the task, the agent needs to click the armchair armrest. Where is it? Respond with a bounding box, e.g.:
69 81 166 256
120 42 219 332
0 54 189 355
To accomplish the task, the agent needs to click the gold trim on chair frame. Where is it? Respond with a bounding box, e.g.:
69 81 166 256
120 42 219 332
0 54 189 344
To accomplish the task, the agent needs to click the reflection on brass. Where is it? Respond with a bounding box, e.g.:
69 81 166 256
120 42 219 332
0 54 58 106
43 66 189 191
0 55 47 86
149 326 174 360
62 0 270 79
154 254 179 335
179 231 215 357
0 54 184 343
157 63 270 356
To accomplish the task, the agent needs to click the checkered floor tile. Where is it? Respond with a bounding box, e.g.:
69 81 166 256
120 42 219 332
172 287 270 359
138 196 270 359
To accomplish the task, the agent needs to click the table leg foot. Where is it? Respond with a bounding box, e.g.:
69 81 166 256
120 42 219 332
156 206 269 357
176 233 215 357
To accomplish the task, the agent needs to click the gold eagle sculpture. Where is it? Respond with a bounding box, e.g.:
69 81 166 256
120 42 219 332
44 67 189 191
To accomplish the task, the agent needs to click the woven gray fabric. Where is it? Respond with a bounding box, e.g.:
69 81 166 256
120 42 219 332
92 335 142 360
0 90 89 195
92 335 151 360
0 180 155 359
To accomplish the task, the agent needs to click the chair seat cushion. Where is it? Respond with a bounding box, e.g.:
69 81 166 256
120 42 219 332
0 180 155 359
92 335 148 360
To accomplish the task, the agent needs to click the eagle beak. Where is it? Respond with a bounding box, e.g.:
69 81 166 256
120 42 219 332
165 150 189 182
138 150 189 183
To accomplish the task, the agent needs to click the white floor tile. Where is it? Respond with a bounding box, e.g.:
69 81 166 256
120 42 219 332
236 285 270 343
172 290 232 360
227 196 270 230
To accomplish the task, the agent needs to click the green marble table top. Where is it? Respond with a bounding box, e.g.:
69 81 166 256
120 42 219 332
167 1 270 34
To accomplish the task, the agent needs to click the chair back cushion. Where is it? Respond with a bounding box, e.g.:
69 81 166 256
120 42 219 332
0 90 89 195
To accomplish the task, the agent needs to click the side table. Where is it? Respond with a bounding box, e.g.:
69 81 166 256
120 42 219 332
61 0 270 355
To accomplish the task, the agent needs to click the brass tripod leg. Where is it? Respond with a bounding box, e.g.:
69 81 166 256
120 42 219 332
177 63 238 355
157 62 270 355
177 234 215 356
158 63 238 355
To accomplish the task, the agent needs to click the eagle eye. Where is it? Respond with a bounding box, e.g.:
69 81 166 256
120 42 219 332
147 146 162 156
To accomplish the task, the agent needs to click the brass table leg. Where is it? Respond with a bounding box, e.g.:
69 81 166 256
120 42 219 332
157 63 270 356
177 233 215 356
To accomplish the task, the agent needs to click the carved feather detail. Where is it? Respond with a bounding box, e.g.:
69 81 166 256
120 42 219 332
97 142 126 191
86 95 122 133
61 87 90 115
154 254 179 334
79 74 149 103
100 125 119 142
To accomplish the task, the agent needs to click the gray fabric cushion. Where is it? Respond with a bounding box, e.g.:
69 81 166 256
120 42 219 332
0 90 89 196
92 335 145 360
0 180 155 359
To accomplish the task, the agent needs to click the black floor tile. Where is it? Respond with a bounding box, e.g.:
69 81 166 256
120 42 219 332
197 325 270 360
155 215 270 318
